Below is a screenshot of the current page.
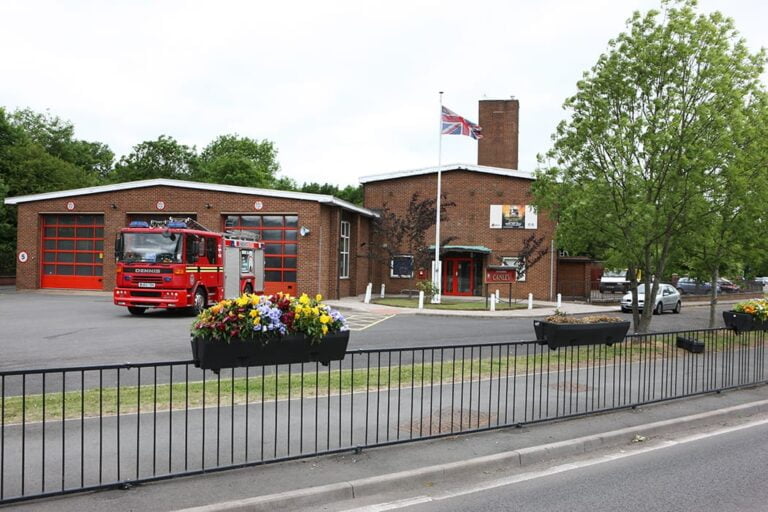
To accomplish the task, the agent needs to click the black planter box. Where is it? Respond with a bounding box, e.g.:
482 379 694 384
190 331 350 372
722 311 768 334
533 320 630 350
676 336 704 354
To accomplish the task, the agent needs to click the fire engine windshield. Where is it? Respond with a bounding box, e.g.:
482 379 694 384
119 232 181 264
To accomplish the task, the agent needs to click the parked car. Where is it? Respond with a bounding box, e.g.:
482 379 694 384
675 277 719 295
620 283 681 315
717 278 741 293
599 269 630 293
755 277 768 286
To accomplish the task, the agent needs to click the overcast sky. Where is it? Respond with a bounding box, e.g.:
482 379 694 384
2 1 766 187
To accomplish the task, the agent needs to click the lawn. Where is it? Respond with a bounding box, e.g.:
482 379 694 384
372 297 529 311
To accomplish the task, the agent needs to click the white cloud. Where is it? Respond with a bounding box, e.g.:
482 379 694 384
1 0 766 186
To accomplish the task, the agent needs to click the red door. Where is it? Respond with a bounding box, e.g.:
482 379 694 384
443 258 474 296
41 214 104 289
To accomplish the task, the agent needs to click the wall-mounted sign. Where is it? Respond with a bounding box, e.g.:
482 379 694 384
18 251 29 263
156 201 165 210
489 205 537 229
484 266 516 283
66 201 75 211
254 201 264 210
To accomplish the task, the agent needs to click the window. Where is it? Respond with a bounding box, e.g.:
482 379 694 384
501 257 526 282
390 255 414 278
340 220 350 279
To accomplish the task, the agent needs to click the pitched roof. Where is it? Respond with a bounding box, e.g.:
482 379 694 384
3 178 377 217
358 163 535 184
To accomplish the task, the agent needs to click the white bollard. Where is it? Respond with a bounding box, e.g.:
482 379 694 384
364 283 372 304
528 293 533 310
489 295 496 312
495 289 500 304
380 284 386 298
418 291 425 309
557 293 562 308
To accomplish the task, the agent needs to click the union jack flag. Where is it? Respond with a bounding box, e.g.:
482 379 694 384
441 106 482 140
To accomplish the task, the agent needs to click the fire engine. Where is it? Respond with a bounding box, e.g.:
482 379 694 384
113 218 264 315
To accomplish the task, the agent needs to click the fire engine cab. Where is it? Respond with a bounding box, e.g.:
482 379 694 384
113 218 264 315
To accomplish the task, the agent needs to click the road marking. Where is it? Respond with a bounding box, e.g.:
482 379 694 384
341 416 768 511
345 313 395 331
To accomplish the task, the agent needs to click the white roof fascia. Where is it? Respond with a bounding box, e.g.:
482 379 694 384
358 163 535 184
3 178 378 217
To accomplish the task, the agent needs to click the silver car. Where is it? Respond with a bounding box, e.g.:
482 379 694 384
620 283 681 315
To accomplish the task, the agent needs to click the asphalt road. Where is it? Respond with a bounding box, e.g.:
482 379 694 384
0 288 742 370
354 419 768 512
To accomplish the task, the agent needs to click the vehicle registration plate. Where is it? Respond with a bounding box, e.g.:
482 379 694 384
138 282 156 288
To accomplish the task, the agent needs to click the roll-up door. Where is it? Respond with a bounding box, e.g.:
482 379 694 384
41 214 104 289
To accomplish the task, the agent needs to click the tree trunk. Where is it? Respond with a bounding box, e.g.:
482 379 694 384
708 268 720 329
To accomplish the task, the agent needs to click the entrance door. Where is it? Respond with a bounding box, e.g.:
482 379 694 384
443 258 473 296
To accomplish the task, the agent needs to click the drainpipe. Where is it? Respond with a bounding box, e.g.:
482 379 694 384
549 239 555 301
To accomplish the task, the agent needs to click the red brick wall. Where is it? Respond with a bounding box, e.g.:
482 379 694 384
363 170 556 300
13 185 371 299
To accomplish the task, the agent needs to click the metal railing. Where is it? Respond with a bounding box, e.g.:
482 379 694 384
1 327 766 504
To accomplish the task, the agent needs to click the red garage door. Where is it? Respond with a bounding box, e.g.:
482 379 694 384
224 214 298 295
41 214 105 290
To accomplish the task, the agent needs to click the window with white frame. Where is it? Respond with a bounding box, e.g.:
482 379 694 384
501 256 526 281
390 255 414 278
339 221 350 278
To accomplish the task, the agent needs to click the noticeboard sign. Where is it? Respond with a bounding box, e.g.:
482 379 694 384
484 266 516 284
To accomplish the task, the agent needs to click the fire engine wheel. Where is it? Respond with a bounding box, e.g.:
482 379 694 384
128 307 146 316
192 288 207 315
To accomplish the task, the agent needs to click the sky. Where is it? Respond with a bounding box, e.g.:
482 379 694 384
1 0 767 187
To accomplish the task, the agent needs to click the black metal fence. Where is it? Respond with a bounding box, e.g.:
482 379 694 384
1 327 766 504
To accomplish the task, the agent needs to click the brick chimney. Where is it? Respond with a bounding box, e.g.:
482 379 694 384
477 99 519 170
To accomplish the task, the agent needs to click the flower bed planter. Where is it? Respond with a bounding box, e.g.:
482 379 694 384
533 320 630 350
191 330 350 371
722 311 768 334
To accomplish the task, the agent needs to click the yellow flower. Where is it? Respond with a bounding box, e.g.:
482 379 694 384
315 294 323 302
249 310 259 318
252 318 261 326
320 314 331 324
312 307 319 316
299 293 310 305
236 296 249 307
322 325 328 335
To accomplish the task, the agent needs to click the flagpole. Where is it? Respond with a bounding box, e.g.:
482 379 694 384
432 91 443 304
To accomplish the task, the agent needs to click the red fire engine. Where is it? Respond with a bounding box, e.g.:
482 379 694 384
113 218 264 315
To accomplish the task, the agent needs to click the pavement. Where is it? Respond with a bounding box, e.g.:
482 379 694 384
324 294 746 318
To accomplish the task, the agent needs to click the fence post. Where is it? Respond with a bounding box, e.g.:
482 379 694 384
364 283 372 304
528 293 533 310
380 284 386 298
495 289 500 304
557 293 562 308
418 291 425 309
490 295 496 312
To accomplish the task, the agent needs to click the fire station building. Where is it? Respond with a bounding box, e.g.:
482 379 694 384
5 99 561 300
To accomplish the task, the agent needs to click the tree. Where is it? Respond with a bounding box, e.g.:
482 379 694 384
682 93 768 327
369 192 456 275
532 0 767 332
299 182 363 205
10 108 113 180
194 134 280 188
109 135 196 182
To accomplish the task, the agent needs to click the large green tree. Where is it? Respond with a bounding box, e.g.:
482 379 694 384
533 0 767 332
109 135 197 182
193 134 280 188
